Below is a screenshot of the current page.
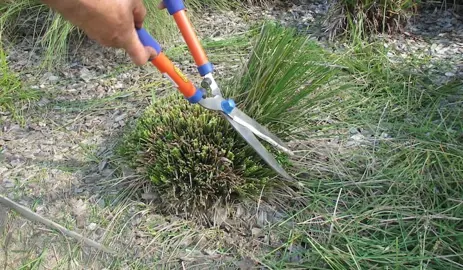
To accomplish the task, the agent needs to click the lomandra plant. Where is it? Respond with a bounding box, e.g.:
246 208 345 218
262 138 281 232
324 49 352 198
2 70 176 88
115 93 277 219
323 0 419 40
223 22 339 139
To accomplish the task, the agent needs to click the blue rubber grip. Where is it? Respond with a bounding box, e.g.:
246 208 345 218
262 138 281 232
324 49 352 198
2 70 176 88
164 0 185 15
136 28 162 55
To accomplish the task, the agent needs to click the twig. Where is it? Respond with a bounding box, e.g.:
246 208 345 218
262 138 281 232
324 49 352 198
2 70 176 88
328 188 342 242
0 195 115 255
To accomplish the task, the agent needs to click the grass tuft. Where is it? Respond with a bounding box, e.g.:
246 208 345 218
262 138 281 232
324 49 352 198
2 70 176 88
0 43 40 125
253 40 463 269
222 22 343 139
324 0 419 41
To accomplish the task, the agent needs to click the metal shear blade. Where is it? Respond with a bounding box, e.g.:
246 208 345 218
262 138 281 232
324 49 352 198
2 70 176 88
222 112 293 180
227 109 294 156
198 76 294 180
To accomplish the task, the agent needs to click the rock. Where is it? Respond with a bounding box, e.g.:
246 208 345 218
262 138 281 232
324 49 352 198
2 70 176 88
114 82 124 89
141 193 157 200
9 159 22 167
445 72 455 77
79 67 93 82
256 211 267 228
0 167 8 175
349 127 360 134
351 134 365 142
114 113 127 122
101 169 113 177
3 179 15 188
87 223 97 231
48 75 59 82
251 227 263 237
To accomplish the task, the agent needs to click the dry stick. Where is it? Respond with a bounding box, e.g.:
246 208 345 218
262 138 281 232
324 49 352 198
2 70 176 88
328 188 342 243
0 195 115 255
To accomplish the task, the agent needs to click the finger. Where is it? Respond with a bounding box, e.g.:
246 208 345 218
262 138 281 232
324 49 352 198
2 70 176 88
133 0 147 29
125 30 153 66
157 1 166 9
145 46 158 61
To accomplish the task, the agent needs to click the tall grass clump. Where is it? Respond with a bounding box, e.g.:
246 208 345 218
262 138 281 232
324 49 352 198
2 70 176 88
0 0 78 69
254 41 463 269
222 22 342 139
113 22 343 223
324 0 419 40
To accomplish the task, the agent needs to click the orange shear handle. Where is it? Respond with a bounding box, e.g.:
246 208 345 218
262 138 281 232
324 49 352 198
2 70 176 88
162 0 214 77
136 28 203 103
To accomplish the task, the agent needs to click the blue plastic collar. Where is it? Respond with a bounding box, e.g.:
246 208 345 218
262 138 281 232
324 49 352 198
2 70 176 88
164 0 185 15
197 62 214 77
221 99 235 114
186 88 203 103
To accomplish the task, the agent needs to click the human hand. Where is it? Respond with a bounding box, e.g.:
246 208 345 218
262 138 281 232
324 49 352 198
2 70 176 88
41 0 162 66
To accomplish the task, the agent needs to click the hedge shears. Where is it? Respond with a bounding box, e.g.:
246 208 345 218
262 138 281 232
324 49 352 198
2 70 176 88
136 0 294 180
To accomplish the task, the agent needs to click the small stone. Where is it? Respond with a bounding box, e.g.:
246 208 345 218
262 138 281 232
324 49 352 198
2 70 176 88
48 75 59 82
37 98 50 107
10 159 22 167
98 160 107 172
114 113 127 122
87 223 97 231
141 193 157 200
349 127 360 134
3 179 15 188
256 211 267 228
114 82 124 89
445 72 455 77
80 67 93 82
236 205 245 218
251 227 263 237
381 132 391 138
100 169 112 177
204 249 216 256
351 134 365 142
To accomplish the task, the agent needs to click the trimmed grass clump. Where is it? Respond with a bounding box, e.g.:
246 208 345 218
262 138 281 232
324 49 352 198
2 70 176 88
324 0 419 40
115 93 277 219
